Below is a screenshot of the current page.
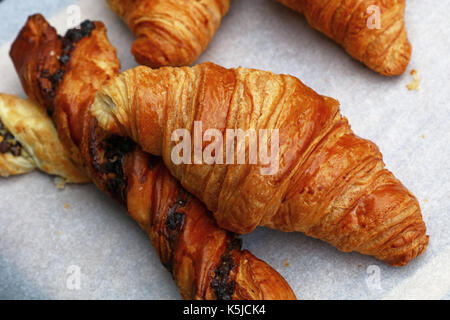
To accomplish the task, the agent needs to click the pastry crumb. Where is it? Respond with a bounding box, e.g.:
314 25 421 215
283 259 290 267
407 69 421 91
358 264 363 269
424 199 429 204
64 203 71 210
54 177 66 189
57 231 62 236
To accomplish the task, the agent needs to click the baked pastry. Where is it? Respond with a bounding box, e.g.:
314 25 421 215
0 93 88 182
276 0 411 75
92 62 428 266
10 14 296 300
107 0 231 67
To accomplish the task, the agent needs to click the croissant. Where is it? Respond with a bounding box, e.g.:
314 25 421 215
276 0 411 76
92 62 428 266
10 14 296 300
107 0 231 68
0 93 88 182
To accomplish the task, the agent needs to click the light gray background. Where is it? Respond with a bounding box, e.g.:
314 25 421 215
0 0 449 299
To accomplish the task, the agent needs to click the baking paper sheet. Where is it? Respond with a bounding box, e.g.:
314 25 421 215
0 0 449 299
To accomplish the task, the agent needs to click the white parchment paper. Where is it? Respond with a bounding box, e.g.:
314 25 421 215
0 0 449 299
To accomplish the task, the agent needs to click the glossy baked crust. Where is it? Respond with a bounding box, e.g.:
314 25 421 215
277 0 411 76
92 62 428 266
107 0 231 67
10 14 296 300
0 93 88 182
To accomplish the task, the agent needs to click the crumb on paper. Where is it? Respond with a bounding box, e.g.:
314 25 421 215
358 264 363 269
421 134 426 139
64 203 71 210
324 77 329 83
283 259 290 267
57 231 62 236
425 199 429 204
407 69 421 91
54 177 66 189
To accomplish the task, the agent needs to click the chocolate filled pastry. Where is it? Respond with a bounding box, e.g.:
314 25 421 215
0 93 88 182
10 14 296 300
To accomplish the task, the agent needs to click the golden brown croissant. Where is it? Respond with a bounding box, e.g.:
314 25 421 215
0 93 88 182
107 0 231 68
276 0 411 76
92 62 428 267
10 14 296 300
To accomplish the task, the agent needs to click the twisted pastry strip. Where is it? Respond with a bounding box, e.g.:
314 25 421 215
0 93 88 182
10 14 296 300
92 63 428 266
276 0 411 76
107 0 231 67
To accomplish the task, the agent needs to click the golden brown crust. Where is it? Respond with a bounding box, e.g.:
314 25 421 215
10 14 296 300
276 0 411 76
233 250 296 300
124 149 295 299
107 0 231 67
9 14 62 107
0 93 88 182
92 63 428 266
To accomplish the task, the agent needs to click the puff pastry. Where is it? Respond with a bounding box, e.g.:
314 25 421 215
92 62 428 266
10 14 296 300
107 0 231 67
276 0 411 76
0 93 88 182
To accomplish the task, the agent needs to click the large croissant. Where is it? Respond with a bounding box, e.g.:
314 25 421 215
93 62 428 266
107 0 231 68
276 0 411 76
10 14 296 300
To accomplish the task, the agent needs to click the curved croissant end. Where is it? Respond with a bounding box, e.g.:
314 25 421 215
277 0 411 76
107 0 231 67
91 63 428 266
0 93 88 182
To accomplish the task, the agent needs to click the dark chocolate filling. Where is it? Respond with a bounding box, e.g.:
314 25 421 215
163 191 190 272
211 237 242 300
101 135 135 203
165 192 188 242
165 211 185 231
40 20 96 115
0 119 23 157
147 154 160 169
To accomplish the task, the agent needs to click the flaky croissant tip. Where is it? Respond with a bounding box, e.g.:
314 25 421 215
91 90 124 137
379 39 412 76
